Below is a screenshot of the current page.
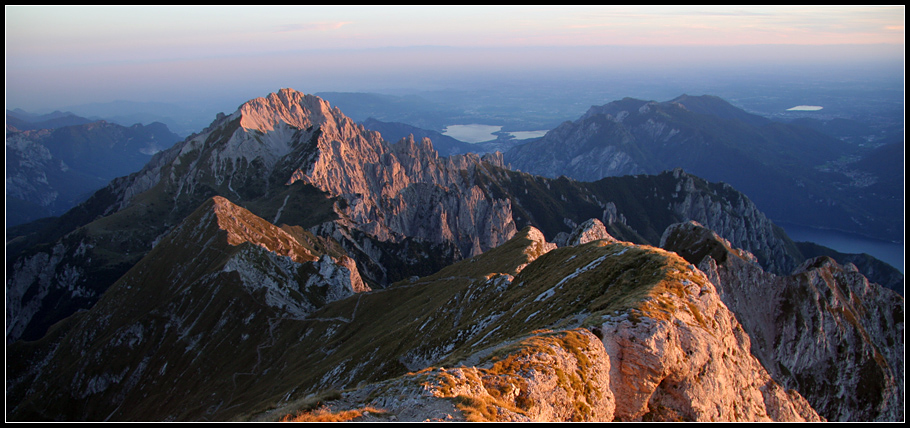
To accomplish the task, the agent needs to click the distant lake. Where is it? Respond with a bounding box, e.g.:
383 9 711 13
786 105 824 111
509 130 548 140
779 222 904 273
442 124 501 143
443 125 550 143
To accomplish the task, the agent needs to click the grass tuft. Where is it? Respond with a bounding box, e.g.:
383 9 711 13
281 405 390 422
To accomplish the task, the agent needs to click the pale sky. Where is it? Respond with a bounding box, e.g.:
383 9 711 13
5 5 905 111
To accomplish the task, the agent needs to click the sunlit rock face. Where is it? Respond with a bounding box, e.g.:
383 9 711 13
662 221 904 422
554 218 618 247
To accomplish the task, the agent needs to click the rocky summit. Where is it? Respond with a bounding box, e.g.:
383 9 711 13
6 89 903 422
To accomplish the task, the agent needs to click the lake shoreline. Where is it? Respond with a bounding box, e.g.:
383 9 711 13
443 123 549 143
778 221 904 274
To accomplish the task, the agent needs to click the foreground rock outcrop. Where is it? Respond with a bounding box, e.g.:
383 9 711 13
9 211 902 422
661 221 904 421
264 227 825 422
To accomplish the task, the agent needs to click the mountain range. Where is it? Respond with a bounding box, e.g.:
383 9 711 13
503 94 903 244
6 114 181 226
6 109 95 131
6 89 903 421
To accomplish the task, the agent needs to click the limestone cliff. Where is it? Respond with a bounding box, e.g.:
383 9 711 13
661 221 904 421
662 169 801 275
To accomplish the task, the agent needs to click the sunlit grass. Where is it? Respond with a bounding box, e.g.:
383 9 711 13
281 405 390 422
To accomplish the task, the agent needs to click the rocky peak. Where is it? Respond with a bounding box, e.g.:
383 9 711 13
659 220 759 267
153 196 370 320
663 170 798 275
553 218 618 247
392 134 436 156
279 104 516 258
106 89 513 262
520 226 557 264
108 90 370 213
480 151 506 169
238 88 337 133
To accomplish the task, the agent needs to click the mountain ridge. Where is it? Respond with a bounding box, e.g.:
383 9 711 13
7 89 896 344
8 214 834 422
6 88 902 422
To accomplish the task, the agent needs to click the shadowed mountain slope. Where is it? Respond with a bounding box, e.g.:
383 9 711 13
504 94 901 243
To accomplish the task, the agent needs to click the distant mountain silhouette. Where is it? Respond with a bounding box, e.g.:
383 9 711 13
6 120 181 226
6 109 94 131
505 94 901 243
